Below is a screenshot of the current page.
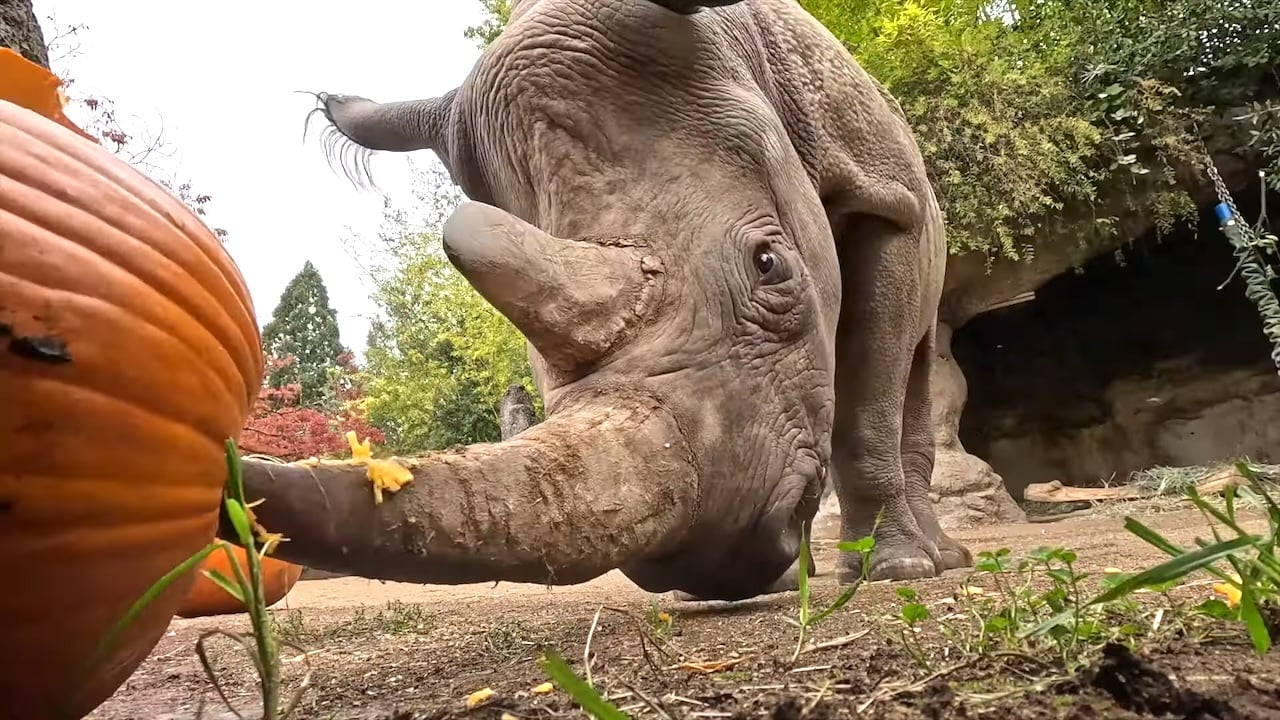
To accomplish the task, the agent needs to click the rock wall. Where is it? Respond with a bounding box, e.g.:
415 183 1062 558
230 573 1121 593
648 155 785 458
954 188 1280 498
930 322 1026 525
981 361 1279 497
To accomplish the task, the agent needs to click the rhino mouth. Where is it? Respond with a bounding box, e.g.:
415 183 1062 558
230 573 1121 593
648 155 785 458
614 433 827 601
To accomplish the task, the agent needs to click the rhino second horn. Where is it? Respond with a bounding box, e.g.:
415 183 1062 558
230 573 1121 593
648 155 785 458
442 201 662 374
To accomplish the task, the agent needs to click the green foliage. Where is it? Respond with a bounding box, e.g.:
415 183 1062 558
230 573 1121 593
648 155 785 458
1243 104 1280 194
802 1 1101 259
358 163 538 453
788 526 875 662
261 261 346 407
464 0 514 48
1083 462 1280 654
885 543 1205 674
539 650 630 720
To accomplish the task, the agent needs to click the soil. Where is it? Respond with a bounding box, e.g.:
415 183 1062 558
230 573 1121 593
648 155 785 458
87 508 1280 720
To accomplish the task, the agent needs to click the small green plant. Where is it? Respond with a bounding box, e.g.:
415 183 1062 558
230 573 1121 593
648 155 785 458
82 440 308 720
788 522 876 662
1045 461 1280 654
645 599 675 638
890 544 1185 674
273 600 433 645
486 619 537 662
895 587 932 669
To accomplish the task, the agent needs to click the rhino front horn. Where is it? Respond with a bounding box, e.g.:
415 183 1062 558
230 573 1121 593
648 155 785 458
227 390 698 586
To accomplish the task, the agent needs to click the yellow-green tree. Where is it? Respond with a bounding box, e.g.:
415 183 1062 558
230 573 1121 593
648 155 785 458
357 163 537 452
464 0 515 48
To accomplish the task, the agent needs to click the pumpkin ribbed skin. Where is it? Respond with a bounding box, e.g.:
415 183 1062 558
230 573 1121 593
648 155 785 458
0 99 262 718
177 547 304 618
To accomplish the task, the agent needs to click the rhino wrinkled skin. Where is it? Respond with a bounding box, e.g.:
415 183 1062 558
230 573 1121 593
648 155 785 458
283 0 973 601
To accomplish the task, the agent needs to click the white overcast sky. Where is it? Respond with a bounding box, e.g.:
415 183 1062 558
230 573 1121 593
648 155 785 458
35 0 487 354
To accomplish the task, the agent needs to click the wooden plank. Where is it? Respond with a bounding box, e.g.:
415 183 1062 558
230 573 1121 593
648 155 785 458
1023 468 1249 504
1023 480 1139 503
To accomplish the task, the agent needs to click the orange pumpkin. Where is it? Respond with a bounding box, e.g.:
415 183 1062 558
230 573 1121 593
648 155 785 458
176 547 304 618
0 58 261 719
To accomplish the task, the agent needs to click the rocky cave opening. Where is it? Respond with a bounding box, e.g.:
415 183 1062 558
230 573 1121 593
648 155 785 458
953 185 1280 501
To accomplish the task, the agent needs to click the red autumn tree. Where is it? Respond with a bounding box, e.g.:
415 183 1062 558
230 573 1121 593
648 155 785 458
239 354 384 461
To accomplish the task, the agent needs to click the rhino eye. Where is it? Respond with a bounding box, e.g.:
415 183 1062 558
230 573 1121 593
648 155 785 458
753 248 785 284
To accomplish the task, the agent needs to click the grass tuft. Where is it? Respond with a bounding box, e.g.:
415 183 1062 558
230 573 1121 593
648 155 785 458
87 439 311 719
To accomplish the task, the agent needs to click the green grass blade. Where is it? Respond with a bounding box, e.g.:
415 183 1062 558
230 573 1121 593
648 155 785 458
811 584 860 626
89 543 219 661
73 541 220 711
1223 485 1239 524
797 525 812 627
1026 533 1257 640
1238 579 1273 654
224 438 246 502
1237 462 1280 528
1186 487 1256 539
1019 607 1075 639
1122 516 1187 557
1123 517 1237 584
215 539 255 615
203 568 247 605
539 650 631 720
224 497 254 548
1091 534 1256 606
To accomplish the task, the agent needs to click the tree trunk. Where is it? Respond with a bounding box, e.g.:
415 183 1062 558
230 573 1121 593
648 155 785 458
929 322 1025 526
0 0 49 69
499 383 539 439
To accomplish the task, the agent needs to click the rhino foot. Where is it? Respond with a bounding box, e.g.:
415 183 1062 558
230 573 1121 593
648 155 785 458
837 531 941 584
907 492 974 573
911 504 974 573
935 537 973 572
868 555 937 582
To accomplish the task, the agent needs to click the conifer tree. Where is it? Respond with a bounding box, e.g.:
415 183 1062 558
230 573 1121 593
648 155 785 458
261 261 345 407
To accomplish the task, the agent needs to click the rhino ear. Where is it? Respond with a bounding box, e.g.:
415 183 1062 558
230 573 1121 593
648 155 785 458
645 0 744 14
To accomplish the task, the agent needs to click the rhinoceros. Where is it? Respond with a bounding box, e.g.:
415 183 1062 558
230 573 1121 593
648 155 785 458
231 0 973 602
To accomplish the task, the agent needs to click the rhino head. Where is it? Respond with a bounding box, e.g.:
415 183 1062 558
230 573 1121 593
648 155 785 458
234 0 964 601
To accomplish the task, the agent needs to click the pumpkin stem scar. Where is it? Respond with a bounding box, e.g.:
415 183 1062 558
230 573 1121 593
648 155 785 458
6 334 72 364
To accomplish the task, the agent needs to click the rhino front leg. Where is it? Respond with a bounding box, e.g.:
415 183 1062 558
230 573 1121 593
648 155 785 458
901 326 973 572
831 215 941 583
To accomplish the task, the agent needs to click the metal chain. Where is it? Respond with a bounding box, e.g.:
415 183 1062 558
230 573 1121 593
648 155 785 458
1200 151 1280 375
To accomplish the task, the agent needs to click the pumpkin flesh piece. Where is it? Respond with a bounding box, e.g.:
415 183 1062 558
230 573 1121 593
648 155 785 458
177 547 303 618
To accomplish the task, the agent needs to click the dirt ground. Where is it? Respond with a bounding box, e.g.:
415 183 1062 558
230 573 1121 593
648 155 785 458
88 507 1280 720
